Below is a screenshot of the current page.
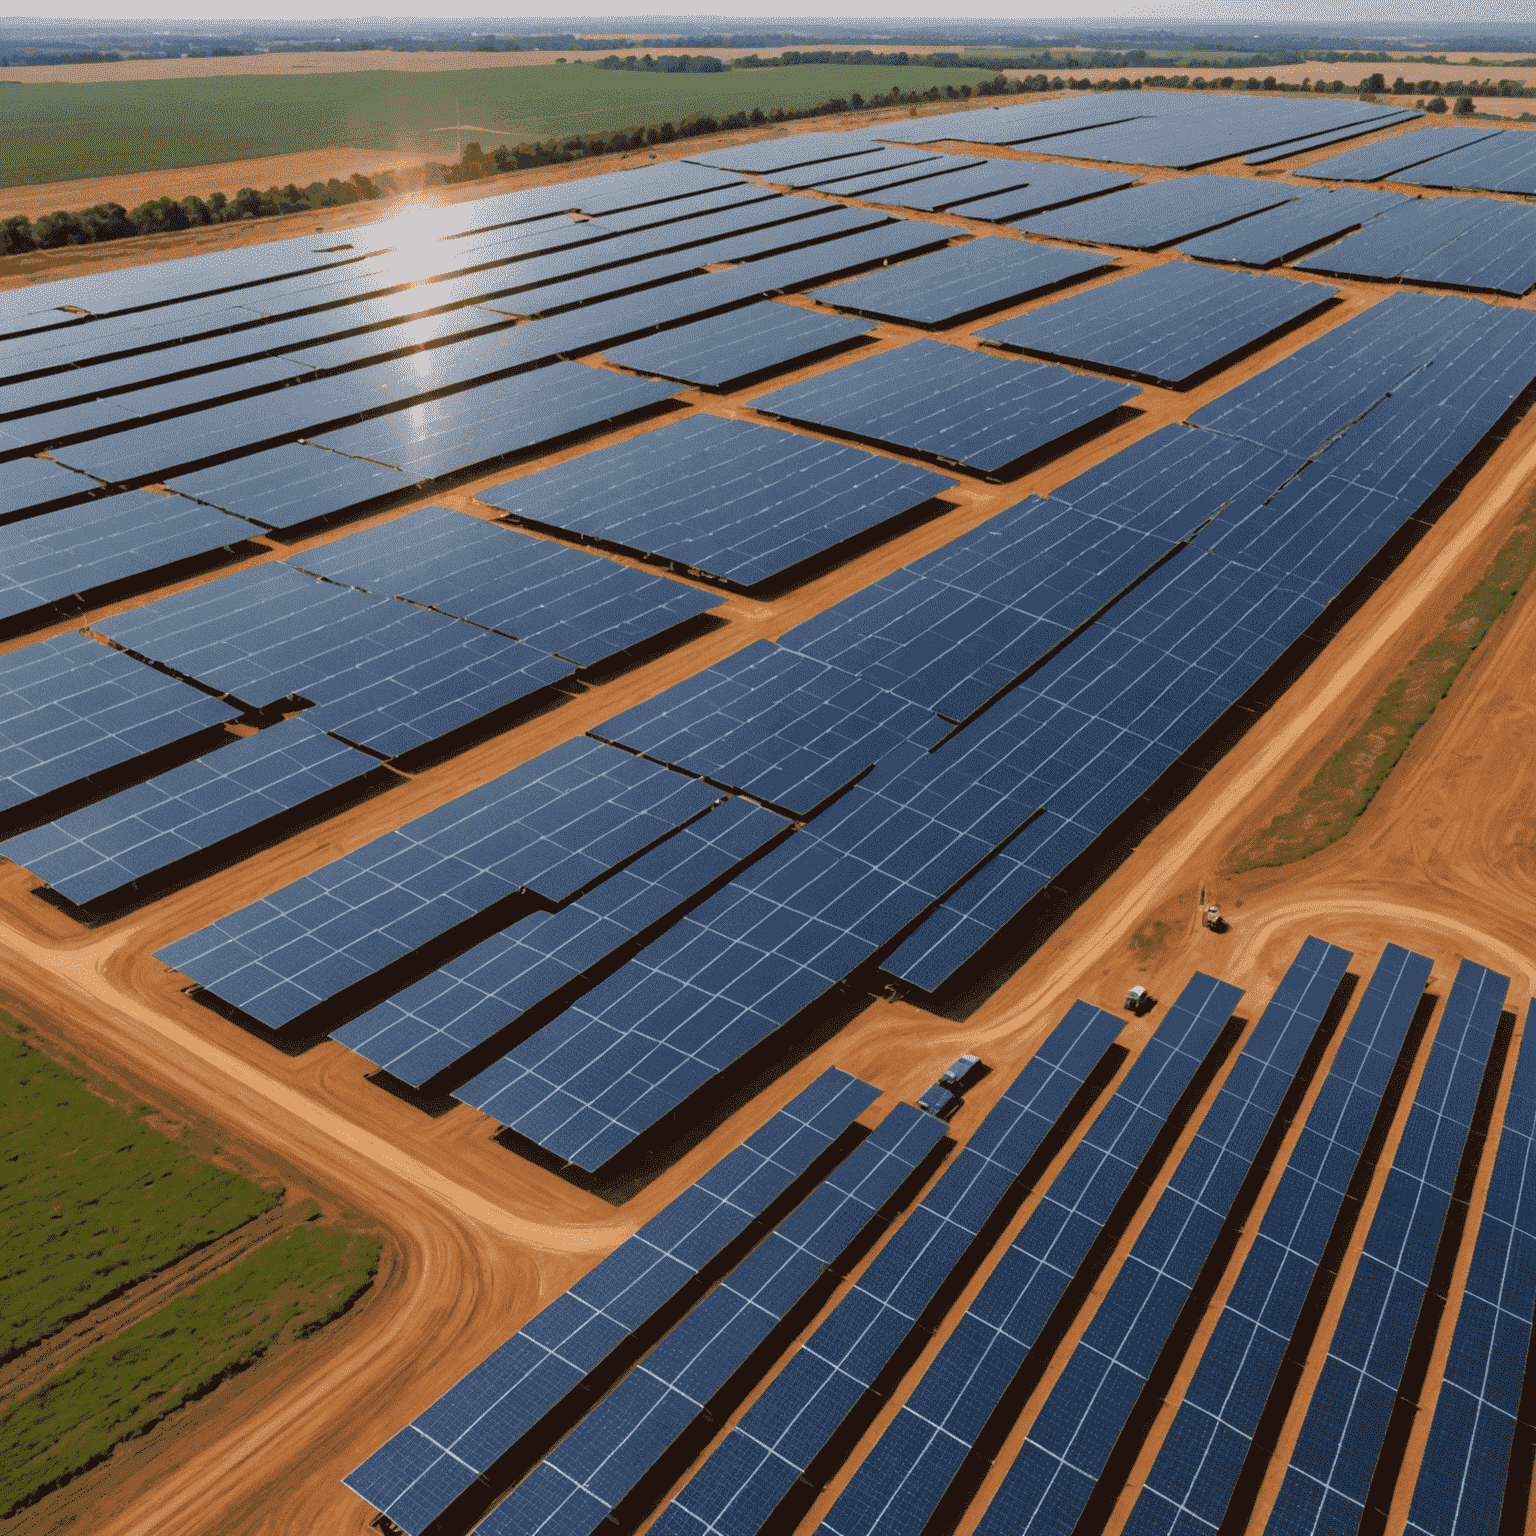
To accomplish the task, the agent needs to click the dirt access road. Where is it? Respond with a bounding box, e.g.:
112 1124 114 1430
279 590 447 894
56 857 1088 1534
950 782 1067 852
4 117 1536 1534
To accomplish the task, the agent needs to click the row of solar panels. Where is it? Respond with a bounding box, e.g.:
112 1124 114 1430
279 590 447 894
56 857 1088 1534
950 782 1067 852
344 937 1536 1536
141 288 1536 1172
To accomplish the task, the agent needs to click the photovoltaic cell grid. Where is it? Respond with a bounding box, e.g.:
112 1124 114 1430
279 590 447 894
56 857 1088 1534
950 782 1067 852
1016 175 1300 249
812 153 989 200
979 262 1338 384
95 562 574 762
650 1001 1125 1536
1121 944 1435 1536
153 736 720 1029
332 797 788 1089
943 163 1140 225
1264 959 1511 1536
478 414 957 590
343 1068 879 1536
0 491 258 632
811 239 1113 327
1177 187 1405 267
0 455 101 522
286 504 720 670
0 632 235 827
859 158 1039 212
1295 197 1536 298
751 338 1141 476
685 133 884 175
768 146 943 188
1398 129 1536 195
776 493 1187 724
603 301 876 389
974 938 1352 1536
817 972 1243 1536
1244 110 1422 166
0 717 381 908
1405 998 1536 1536
1297 124 1508 183
456 767 1023 1171
479 1103 948 1536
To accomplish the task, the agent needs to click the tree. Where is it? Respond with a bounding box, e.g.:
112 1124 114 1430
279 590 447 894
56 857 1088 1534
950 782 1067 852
128 197 188 236
1426 95 1449 113
1363 72 1386 92
180 195 212 225
0 215 35 254
1454 95 1475 114
31 210 88 247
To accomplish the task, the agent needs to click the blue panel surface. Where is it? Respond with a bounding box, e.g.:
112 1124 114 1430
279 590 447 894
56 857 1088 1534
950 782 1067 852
812 239 1112 327
603 301 875 387
862 159 1039 212
1297 124 1506 183
0 717 379 906
1016 175 1299 249
1264 960 1509 1536
751 338 1140 476
768 146 942 188
0 632 236 824
652 1001 1123 1536
817 972 1242 1536
0 455 101 521
343 1068 878 1536
1244 110 1421 165
1397 129 1536 195
287 504 719 669
943 162 1139 224
479 1102 947 1536
1177 187 1405 266
974 939 1351 1536
979 262 1337 384
153 736 719 1027
96 562 573 760
686 134 884 175
478 413 955 589
332 797 787 1087
813 153 988 199
1123 944 1435 1536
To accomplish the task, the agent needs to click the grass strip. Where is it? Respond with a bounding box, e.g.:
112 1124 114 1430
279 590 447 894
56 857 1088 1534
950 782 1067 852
0 1223 380 1517
1223 491 1536 874
1 1032 279 1363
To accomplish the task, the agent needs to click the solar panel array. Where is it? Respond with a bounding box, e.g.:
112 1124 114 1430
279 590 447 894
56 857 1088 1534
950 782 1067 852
344 1068 880 1536
477 1102 948 1536
978 262 1337 384
973 938 1351 1536
818 971 1243 1536
1405 997 1536 1535
1016 175 1301 249
1176 187 1405 267
1264 960 1510 1536
650 1000 1124 1536
1297 124 1510 184
942 162 1140 225
1243 109 1422 165
1121 943 1435 1536
1397 127 1536 195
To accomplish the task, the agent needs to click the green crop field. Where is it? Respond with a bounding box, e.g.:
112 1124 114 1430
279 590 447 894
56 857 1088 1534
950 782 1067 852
0 62 993 189
1 1032 280 1362
0 1223 380 1517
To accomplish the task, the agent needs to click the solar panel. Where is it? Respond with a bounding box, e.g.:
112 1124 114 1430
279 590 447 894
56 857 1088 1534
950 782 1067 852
751 338 1140 477
943 163 1140 224
457 775 1013 1172
478 1103 948 1536
286 504 719 669
153 735 721 1030
651 1002 1123 1536
1397 128 1536 195
1121 944 1434 1536
862 159 1039 212
1297 124 1506 183
0 717 382 909
686 133 884 175
818 972 1242 1536
776 493 1185 723
603 301 876 388
96 562 574 762
1265 960 1510 1536
165 443 419 533
1177 187 1406 267
1404 1000 1536 1536
885 95 1148 146
812 152 990 200
0 631 237 833
0 456 103 523
978 263 1338 385
0 491 258 634
811 239 1113 327
972 939 1351 1536
1244 110 1421 165
767 146 943 189
343 1068 879 1536
478 413 956 590
331 797 788 1088
1016 175 1299 250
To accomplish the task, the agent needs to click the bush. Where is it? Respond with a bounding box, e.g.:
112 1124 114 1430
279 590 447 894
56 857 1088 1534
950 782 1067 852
0 215 34 254
1455 94 1475 114
30 210 88 248
128 196 189 235
1427 95 1449 113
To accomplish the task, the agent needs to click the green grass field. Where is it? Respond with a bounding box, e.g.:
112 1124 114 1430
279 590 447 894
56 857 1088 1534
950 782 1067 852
1 1031 280 1362
0 62 992 188
0 1224 380 1517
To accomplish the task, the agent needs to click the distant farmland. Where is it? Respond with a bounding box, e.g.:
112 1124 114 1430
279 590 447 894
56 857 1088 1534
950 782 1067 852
0 62 992 188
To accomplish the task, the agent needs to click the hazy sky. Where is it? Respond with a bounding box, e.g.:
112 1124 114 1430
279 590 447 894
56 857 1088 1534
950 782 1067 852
5 2 1532 26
